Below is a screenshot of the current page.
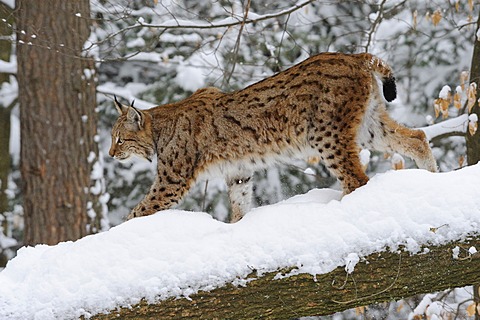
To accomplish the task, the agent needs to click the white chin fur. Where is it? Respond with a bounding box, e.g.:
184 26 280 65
116 155 132 163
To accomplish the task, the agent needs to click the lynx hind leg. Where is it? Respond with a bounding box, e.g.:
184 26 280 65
377 112 438 172
227 175 253 223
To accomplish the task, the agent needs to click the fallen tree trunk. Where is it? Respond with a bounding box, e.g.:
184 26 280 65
93 236 480 319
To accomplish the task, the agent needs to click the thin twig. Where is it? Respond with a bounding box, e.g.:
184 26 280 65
364 0 387 53
94 0 316 47
222 0 251 89
201 180 209 212
331 252 402 305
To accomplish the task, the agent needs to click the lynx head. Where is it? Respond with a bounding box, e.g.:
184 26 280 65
109 96 155 162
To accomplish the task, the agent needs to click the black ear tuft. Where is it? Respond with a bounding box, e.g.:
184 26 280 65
382 76 397 102
114 95 127 115
130 99 135 108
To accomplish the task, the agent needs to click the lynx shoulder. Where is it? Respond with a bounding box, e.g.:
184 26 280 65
109 52 437 222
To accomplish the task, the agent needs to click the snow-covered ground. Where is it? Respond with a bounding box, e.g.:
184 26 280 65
1 165 480 320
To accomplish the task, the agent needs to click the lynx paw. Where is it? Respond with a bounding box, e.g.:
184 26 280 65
126 211 137 220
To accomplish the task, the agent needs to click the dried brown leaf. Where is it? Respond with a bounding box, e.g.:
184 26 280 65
469 121 478 136
467 82 477 113
466 302 476 317
434 98 442 118
412 10 418 30
460 71 469 91
355 306 366 315
431 9 442 26
459 155 465 167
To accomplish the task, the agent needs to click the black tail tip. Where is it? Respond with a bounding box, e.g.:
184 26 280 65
382 76 397 102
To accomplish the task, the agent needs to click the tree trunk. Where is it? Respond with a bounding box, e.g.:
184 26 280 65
92 238 480 319
0 2 14 267
467 9 480 165
0 3 13 218
466 10 480 319
16 0 99 245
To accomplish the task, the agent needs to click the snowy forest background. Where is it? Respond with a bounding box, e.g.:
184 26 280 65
1 0 480 318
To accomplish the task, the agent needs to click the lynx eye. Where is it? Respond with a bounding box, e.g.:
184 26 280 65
116 137 124 145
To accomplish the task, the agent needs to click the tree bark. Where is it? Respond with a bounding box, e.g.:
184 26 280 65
0 3 13 217
466 10 480 319
0 2 14 268
16 0 98 245
467 9 480 165
92 238 480 319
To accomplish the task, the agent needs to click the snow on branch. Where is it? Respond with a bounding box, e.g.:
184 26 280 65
419 113 468 141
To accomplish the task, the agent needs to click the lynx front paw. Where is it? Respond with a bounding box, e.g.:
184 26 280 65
126 205 144 220
126 211 137 220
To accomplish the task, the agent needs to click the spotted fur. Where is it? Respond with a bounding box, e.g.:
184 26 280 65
109 52 437 222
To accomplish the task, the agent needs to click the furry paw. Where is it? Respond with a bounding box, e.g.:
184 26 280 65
126 211 137 220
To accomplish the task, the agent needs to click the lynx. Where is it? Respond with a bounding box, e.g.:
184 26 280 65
109 52 437 222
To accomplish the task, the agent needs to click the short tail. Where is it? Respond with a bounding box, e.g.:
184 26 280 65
361 53 397 102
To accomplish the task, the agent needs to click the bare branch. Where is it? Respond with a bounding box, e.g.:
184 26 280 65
94 0 316 47
221 0 252 89
364 0 387 53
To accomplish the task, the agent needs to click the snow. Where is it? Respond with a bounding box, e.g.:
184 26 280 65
96 83 156 110
0 0 14 9
0 59 17 74
1 164 480 319
175 52 220 92
391 153 405 167
303 167 315 175
344 253 360 274
438 85 451 99
452 246 460 259
0 232 17 250
419 114 468 141
359 149 371 166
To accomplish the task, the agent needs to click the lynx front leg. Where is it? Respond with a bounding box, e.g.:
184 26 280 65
127 172 195 220
310 132 369 194
227 175 253 223
323 152 370 195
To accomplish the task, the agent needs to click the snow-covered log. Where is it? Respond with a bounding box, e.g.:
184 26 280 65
1 164 480 319
92 237 480 319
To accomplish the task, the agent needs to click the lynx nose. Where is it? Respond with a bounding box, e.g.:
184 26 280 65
108 146 115 158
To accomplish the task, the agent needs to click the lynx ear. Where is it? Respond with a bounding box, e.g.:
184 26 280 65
114 95 128 115
126 105 145 130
